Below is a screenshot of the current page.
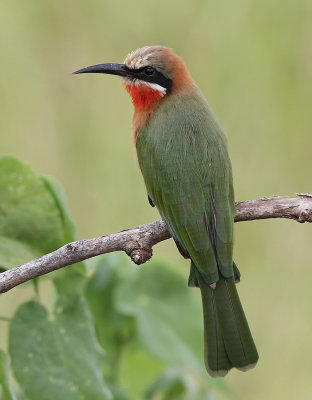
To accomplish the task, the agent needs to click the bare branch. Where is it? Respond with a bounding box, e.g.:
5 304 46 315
1 195 311 294
234 195 312 223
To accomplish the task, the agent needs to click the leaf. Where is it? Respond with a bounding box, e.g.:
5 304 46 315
0 349 16 400
0 237 38 271
42 176 87 294
85 255 135 386
0 156 75 268
9 298 112 400
0 156 86 293
85 255 135 352
40 176 76 243
115 259 204 372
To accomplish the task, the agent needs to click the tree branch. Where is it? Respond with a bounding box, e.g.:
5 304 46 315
1 195 311 294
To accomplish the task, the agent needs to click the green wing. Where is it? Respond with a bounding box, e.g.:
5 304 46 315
136 88 234 284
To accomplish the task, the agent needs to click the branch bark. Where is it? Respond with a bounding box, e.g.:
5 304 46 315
1 195 311 294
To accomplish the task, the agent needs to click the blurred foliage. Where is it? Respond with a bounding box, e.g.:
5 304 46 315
9 298 111 400
0 349 15 400
0 158 231 399
0 156 75 268
0 1 312 398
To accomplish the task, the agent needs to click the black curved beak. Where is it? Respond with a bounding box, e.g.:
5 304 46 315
73 63 131 78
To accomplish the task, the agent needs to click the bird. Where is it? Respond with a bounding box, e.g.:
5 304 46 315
74 46 258 377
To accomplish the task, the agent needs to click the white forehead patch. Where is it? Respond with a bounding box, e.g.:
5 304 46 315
124 46 153 70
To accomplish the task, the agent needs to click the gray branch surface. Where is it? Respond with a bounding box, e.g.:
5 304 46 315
1 195 311 294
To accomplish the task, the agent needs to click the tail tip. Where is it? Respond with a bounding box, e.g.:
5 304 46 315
206 359 258 378
207 368 229 378
237 360 258 372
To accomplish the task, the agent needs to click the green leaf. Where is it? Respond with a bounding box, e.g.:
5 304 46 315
37 169 88 295
86 255 135 350
42 175 88 294
40 176 76 243
0 156 86 293
0 156 75 268
85 255 135 382
9 298 112 400
52 263 87 295
0 349 16 400
115 259 204 372
0 237 39 270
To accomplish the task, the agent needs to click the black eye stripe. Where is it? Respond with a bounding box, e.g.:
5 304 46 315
125 66 172 94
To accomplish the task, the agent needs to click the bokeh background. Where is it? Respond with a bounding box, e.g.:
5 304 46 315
1 0 312 398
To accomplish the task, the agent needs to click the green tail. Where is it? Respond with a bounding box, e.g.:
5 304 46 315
190 264 258 377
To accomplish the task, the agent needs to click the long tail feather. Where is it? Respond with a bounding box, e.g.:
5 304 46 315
194 267 258 376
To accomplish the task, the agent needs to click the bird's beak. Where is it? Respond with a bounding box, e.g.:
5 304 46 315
73 63 131 78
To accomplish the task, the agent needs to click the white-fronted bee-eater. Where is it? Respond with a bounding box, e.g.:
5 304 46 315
74 46 258 377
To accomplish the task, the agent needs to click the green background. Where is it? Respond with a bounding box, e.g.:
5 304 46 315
1 0 312 398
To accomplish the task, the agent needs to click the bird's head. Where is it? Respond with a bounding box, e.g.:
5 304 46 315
74 46 194 111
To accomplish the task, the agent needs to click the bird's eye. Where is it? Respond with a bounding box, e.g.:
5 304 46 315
144 66 155 75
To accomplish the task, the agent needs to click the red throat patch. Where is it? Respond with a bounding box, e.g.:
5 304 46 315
124 84 163 111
